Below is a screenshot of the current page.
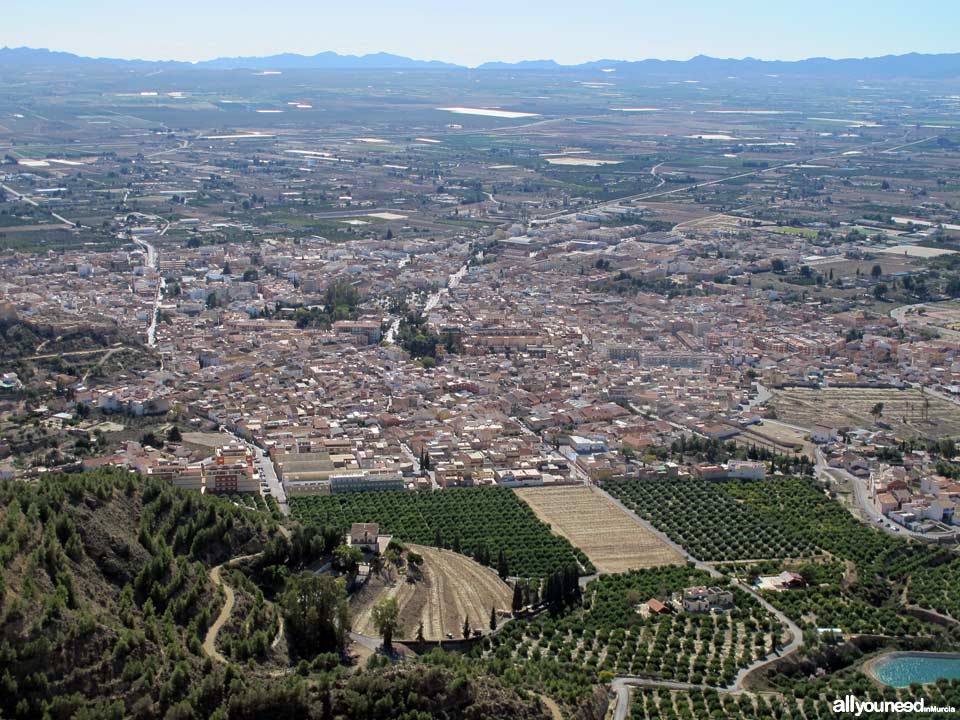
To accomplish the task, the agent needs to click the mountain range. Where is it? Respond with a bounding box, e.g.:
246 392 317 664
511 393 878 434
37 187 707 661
2 46 960 78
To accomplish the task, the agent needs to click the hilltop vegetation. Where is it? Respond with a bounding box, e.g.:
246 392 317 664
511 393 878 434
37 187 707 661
0 469 273 718
0 471 553 720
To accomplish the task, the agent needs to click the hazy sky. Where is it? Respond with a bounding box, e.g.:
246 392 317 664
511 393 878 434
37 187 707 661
4 0 957 66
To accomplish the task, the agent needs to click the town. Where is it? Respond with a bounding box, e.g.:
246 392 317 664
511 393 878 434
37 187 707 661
1 37 960 720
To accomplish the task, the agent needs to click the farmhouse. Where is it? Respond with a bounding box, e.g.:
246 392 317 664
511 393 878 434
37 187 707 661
347 522 392 555
811 424 838 444
756 571 807 592
645 598 672 615
674 586 734 613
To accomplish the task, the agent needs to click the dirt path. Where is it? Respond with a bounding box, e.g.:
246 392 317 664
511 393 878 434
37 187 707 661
539 693 564 720
201 534 288 664
202 565 231 662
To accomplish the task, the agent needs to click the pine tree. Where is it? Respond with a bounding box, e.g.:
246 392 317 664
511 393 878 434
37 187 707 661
511 582 523 613
462 616 471 639
496 549 509 580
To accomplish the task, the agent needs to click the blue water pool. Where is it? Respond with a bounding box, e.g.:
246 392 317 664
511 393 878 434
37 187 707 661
869 653 960 688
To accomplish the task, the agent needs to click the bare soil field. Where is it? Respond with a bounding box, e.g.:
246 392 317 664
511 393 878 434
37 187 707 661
350 544 511 641
738 419 817 458
772 386 960 439
514 486 683 573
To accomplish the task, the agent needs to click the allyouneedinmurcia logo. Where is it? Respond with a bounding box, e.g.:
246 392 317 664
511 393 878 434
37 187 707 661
832 695 956 716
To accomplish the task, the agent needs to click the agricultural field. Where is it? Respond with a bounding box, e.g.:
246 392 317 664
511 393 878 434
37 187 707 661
908 558 960 621
351 543 512 641
772 386 960 439
603 477 953 636
290 486 594 579
629 679 960 720
726 478 949 636
514 486 683 573
603 478 817 561
488 567 786 692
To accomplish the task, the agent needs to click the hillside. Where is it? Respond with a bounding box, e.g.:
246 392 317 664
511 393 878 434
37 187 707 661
0 470 553 719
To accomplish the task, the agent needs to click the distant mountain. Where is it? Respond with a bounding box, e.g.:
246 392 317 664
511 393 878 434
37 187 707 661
195 50 461 70
476 59 562 70
2 46 960 78
0 46 459 71
0 46 181 68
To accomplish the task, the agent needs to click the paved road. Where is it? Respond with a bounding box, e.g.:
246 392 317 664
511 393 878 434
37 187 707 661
349 631 382 652
256 446 289 516
219 426 289 516
891 302 960 339
1 182 79 227
815 448 955 542
400 442 438 489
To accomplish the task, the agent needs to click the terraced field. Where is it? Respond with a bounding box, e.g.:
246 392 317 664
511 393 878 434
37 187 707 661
351 544 512 641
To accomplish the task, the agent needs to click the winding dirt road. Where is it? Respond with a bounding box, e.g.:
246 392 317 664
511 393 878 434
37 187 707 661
202 553 262 663
202 526 292 664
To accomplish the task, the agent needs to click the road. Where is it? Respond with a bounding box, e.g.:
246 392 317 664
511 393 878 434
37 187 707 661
400 442 439 489
131 217 172 350
134 237 165 348
23 344 123 361
257 446 289 516
814 448 955 542
202 552 262 663
891 302 960 340
745 382 773 411
1 182 79 227
386 253 474 343
219 427 289 516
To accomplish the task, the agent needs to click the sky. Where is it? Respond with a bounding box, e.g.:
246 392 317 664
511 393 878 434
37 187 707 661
3 0 958 66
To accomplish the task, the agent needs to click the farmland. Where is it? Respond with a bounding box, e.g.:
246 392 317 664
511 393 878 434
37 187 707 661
630 679 960 720
488 567 786 693
514 486 683 573
290 486 594 579
351 543 512 641
772 386 960 439
603 478 816 561
908 558 960 621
